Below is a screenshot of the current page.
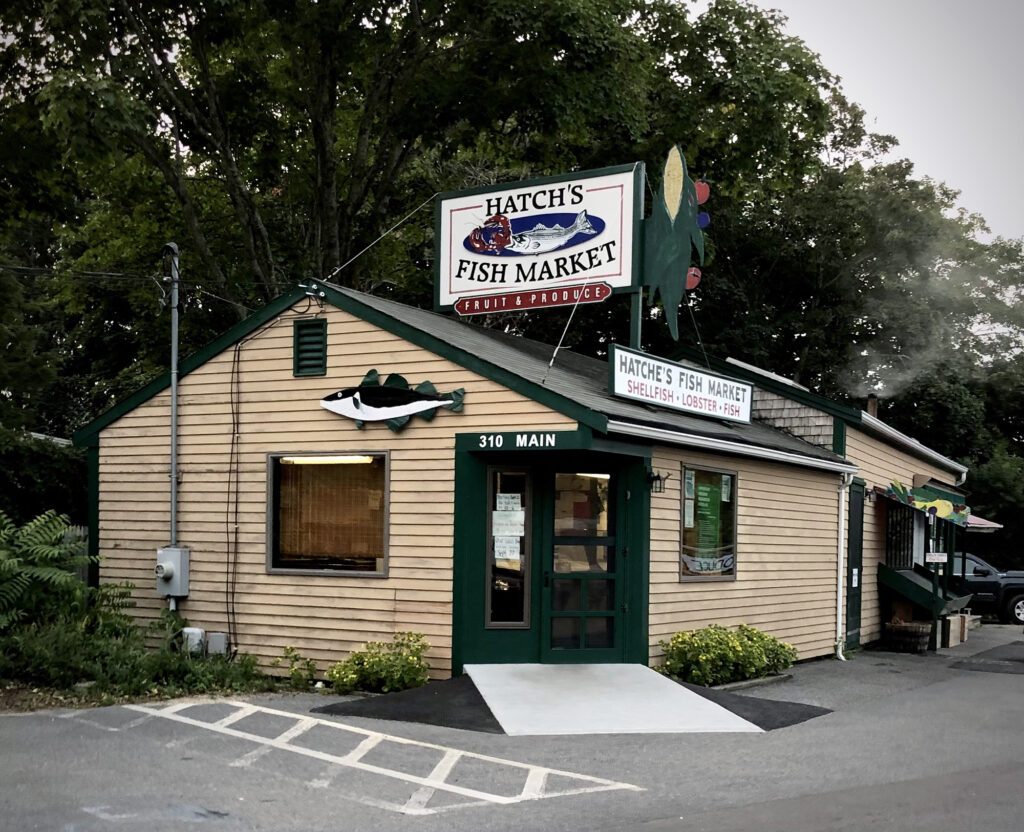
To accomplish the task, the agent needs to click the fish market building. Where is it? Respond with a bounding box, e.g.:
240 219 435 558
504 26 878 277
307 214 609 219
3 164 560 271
73 282 974 675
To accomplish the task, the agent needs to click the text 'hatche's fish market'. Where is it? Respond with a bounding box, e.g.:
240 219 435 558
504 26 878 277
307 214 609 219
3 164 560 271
617 352 749 419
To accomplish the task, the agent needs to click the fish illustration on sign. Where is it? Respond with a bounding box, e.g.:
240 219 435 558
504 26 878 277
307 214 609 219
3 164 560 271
466 211 602 256
321 370 465 432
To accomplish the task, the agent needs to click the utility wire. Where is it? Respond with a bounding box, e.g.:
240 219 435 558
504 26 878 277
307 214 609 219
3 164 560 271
325 192 439 283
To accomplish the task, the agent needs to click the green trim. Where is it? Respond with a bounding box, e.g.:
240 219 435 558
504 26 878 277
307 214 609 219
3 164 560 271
86 440 100 588
74 287 309 445
292 317 327 377
624 459 650 664
74 284 608 446
455 427 591 452
590 435 653 458
451 450 487 674
846 481 864 650
832 418 847 456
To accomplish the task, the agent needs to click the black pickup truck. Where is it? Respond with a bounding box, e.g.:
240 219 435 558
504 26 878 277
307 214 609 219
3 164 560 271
949 552 1024 625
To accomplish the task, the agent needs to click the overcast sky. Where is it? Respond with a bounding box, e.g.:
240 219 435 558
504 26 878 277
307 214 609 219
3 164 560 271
742 0 1024 241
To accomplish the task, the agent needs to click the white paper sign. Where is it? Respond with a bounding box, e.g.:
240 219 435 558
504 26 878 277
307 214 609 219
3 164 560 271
493 536 521 562
492 510 525 537
926 551 948 564
496 493 522 511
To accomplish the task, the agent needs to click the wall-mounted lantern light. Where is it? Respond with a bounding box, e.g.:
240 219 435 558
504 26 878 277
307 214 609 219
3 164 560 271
647 470 671 494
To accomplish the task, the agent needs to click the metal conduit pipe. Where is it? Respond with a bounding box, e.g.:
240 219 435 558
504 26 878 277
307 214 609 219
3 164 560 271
835 472 855 660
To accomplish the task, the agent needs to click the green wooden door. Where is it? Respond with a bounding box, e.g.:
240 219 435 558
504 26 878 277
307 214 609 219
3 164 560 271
539 470 626 662
846 482 865 649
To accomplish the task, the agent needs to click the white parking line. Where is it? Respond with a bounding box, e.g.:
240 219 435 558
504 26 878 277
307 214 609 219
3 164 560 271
123 700 642 815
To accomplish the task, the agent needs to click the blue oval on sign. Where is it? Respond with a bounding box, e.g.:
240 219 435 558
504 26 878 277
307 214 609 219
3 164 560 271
464 211 605 257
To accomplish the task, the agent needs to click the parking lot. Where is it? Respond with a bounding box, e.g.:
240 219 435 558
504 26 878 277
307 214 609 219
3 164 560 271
3 626 1024 832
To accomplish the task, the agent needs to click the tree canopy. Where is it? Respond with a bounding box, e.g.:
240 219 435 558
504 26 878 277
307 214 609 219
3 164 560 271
2 0 1024 556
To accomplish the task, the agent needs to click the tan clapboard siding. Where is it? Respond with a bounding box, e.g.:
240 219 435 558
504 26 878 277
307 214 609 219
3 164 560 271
97 301 575 677
648 447 841 662
845 427 961 644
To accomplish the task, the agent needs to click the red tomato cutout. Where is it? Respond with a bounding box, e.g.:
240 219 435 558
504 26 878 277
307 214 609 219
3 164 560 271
695 179 710 205
686 267 702 290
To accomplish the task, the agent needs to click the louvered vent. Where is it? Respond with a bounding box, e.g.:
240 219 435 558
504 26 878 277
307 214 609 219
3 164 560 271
293 318 327 377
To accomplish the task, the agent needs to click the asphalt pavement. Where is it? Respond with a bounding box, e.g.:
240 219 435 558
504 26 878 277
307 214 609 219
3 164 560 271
1 624 1022 832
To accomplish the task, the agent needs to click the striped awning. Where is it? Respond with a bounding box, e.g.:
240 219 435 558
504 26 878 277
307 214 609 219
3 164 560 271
964 513 1003 533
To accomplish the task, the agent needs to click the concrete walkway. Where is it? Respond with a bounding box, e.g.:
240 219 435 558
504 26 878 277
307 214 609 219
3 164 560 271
463 663 763 736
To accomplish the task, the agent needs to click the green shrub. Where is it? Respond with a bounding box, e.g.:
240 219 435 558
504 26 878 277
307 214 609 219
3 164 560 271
0 587 275 701
0 510 94 630
271 646 319 690
658 623 798 687
325 632 430 694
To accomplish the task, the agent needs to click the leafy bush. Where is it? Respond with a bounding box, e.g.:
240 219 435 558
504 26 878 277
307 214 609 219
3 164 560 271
0 512 277 702
0 597 276 700
0 510 94 630
658 623 798 687
271 646 319 690
325 632 430 694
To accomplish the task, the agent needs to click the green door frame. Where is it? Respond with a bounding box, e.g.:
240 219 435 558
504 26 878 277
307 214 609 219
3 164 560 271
452 447 649 673
846 480 865 649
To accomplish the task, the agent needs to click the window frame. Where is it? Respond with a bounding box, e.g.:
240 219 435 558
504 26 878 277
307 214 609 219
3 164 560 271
292 317 328 377
265 450 389 577
484 466 533 629
678 462 739 583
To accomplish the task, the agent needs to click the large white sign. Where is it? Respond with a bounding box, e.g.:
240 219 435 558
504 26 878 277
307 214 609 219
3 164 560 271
609 345 752 424
436 165 641 310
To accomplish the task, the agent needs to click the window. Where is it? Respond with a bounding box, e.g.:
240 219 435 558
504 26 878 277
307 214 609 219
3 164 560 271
487 469 531 627
268 453 387 574
293 318 327 376
680 466 737 580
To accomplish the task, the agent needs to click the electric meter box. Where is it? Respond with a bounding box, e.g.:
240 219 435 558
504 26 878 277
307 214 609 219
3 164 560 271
155 546 190 597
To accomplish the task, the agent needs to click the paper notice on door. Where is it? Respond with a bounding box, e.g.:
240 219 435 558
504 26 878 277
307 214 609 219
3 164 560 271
492 510 525 537
496 493 522 511
494 536 521 563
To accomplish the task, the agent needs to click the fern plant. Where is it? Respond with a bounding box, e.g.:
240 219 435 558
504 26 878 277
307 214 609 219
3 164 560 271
0 510 94 631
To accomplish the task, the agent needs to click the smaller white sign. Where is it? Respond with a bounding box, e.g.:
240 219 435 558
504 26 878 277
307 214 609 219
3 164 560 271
926 551 948 564
610 345 752 424
494 536 522 562
852 567 859 588
492 510 525 537
496 493 521 511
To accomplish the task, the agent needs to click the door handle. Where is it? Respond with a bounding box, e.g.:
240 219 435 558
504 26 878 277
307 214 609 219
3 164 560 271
544 570 550 588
